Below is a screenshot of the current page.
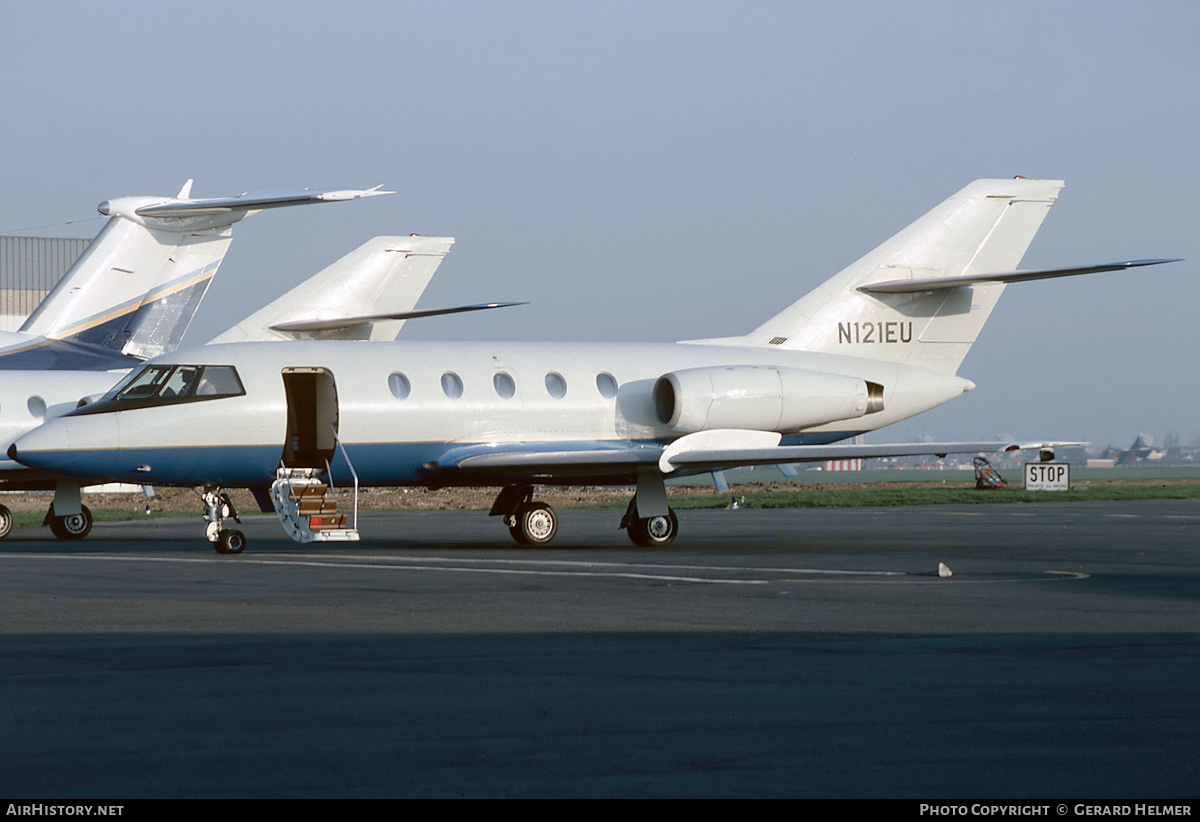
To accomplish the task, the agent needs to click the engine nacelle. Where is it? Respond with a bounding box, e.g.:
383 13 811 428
652 365 883 434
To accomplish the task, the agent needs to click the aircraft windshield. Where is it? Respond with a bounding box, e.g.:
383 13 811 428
90 364 245 411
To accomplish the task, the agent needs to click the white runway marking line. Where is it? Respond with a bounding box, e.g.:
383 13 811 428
0 552 909 586
295 553 907 576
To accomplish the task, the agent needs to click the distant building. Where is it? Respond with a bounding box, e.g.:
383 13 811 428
0 236 89 331
1112 434 1176 465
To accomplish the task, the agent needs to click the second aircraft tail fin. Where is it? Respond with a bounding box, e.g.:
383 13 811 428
208 235 456 343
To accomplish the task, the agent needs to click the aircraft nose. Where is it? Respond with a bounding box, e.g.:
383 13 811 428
10 419 76 470
11 414 125 480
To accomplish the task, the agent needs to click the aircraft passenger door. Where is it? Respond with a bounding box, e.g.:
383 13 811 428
281 367 339 470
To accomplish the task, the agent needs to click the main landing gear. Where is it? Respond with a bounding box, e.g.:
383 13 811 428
44 504 94 540
489 482 679 547
0 502 96 541
620 498 679 547
492 486 559 545
201 487 245 554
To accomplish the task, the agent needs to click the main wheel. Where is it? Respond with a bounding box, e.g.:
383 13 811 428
508 501 558 545
0 504 12 540
214 529 246 555
49 505 93 541
627 508 678 547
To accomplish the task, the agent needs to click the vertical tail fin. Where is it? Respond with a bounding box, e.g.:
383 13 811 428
688 178 1064 374
208 235 456 343
18 216 229 359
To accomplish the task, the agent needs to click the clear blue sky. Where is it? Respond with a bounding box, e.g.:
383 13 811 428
2 1 1196 450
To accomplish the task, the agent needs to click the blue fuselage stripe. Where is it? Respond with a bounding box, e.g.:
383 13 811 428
22 430 860 489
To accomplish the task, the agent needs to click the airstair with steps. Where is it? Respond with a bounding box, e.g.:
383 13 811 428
270 428 361 543
271 468 360 543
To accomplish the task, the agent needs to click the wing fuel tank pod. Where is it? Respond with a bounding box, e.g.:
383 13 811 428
652 365 884 434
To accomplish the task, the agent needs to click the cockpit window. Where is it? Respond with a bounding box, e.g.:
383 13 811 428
110 365 173 400
160 366 200 398
76 364 245 416
195 366 243 397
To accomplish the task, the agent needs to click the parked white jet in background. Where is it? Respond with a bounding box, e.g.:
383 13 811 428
10 178 1177 553
0 181 396 537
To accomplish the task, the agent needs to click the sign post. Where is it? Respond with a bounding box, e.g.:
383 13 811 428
1024 462 1070 491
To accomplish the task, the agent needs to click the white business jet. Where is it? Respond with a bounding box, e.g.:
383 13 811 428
9 178 1176 553
0 180 398 537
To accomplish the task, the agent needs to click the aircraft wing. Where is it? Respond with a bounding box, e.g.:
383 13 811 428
656 439 1083 473
438 434 1081 482
858 258 1179 294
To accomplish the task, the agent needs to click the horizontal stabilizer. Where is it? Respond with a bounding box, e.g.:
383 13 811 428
131 185 393 218
269 302 526 334
859 258 1180 294
98 183 393 234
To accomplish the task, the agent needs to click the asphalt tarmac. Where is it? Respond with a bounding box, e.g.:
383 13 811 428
0 500 1197 798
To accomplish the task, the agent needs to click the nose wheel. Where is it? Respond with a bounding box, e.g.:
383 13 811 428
215 528 246 554
45 504 94 540
201 488 245 554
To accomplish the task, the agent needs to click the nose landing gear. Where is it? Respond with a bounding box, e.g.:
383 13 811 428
202 488 245 554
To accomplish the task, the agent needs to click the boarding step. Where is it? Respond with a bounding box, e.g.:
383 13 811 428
269 469 359 543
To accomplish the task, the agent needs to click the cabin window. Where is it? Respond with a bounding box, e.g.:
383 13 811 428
27 396 46 419
388 372 411 400
545 372 567 399
596 372 618 398
441 372 464 399
493 372 516 399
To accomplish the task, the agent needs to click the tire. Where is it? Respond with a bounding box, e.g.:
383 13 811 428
215 529 246 555
627 508 678 547
0 504 12 540
509 501 558 545
49 505 93 541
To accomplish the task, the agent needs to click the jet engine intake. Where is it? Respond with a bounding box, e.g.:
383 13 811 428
653 365 882 434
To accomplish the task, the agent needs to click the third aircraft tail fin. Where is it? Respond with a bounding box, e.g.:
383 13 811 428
18 183 392 362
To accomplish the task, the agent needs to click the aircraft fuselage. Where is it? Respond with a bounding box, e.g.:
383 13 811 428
12 339 972 489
